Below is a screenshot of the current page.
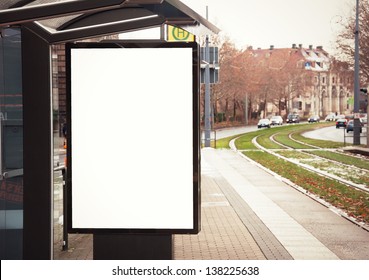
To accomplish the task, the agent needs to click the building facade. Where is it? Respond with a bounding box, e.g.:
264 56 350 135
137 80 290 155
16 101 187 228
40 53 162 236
246 45 354 119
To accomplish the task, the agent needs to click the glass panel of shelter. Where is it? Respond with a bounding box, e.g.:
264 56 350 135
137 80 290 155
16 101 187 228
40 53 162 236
0 27 24 260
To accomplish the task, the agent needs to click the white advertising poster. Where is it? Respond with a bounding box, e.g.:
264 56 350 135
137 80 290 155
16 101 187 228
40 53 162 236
69 44 198 231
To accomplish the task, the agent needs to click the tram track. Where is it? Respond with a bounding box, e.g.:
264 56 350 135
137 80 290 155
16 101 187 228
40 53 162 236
230 129 369 231
256 135 369 193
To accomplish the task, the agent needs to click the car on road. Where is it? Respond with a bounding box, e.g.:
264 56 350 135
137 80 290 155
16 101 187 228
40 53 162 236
270 115 283 126
308 115 320 123
324 113 335 121
286 114 300 123
346 119 363 133
336 118 347 128
257 118 271 129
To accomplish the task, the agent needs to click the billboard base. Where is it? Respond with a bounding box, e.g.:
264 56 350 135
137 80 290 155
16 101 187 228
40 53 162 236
93 234 172 260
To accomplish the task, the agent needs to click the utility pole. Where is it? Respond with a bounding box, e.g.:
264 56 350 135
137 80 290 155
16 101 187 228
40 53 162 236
204 6 211 147
245 92 248 125
353 0 361 145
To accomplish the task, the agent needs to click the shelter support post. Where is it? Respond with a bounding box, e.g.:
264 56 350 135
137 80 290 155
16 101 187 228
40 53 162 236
204 35 211 147
21 26 53 259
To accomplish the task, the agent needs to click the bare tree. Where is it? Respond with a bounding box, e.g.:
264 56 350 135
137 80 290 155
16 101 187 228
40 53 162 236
212 39 241 122
336 0 369 85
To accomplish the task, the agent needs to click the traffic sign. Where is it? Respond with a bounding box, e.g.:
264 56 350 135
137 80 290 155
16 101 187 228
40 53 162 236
167 25 195 42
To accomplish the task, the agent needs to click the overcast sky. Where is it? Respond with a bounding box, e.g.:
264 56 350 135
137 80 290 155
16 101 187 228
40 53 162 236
181 0 354 54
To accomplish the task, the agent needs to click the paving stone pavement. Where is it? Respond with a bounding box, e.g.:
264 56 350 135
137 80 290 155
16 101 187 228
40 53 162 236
173 170 266 260
55 162 267 260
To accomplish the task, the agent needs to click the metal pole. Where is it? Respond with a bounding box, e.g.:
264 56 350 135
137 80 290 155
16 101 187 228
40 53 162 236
62 168 68 251
367 99 369 147
245 92 248 125
354 0 361 145
204 6 211 147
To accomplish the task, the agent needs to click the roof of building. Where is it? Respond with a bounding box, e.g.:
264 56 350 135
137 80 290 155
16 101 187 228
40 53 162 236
242 45 331 72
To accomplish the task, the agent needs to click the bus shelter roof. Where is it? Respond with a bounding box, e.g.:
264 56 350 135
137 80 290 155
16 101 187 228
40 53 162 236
0 0 220 43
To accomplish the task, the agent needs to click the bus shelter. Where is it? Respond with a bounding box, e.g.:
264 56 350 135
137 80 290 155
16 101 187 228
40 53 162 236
0 0 219 260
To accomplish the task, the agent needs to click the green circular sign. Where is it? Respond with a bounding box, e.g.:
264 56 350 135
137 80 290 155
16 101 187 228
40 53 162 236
172 27 190 41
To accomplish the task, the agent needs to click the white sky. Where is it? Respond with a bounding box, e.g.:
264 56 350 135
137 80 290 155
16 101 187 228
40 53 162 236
181 0 354 54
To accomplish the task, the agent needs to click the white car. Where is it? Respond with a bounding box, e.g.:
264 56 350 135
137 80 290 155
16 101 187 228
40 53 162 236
270 115 283 125
325 113 335 121
257 118 271 128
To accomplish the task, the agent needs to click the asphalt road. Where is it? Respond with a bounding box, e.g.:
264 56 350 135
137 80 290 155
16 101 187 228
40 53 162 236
303 123 368 145
214 126 257 139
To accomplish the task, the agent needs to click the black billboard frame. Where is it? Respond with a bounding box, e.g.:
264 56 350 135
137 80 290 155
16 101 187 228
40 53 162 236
66 40 201 235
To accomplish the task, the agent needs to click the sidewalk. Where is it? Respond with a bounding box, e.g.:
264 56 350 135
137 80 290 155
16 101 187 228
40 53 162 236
56 148 369 260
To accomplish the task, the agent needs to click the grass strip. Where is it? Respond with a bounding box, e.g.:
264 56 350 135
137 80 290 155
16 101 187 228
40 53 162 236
303 159 369 186
256 133 286 149
275 150 315 160
273 133 313 149
233 131 260 150
306 150 369 171
216 134 242 149
243 150 369 224
292 131 346 148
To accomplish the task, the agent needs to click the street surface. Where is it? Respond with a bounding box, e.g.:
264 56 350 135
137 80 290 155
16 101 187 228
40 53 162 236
303 124 368 145
202 126 257 142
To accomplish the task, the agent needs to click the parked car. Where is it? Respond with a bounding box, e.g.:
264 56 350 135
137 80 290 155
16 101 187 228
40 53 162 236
286 114 300 123
324 113 335 121
257 118 271 128
346 119 363 133
336 118 347 128
308 115 320 123
270 115 283 126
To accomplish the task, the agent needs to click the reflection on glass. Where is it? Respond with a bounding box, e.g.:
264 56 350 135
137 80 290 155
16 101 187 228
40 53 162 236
52 44 67 258
0 27 24 259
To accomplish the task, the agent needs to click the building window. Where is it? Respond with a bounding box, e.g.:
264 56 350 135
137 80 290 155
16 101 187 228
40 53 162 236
322 77 326 84
292 101 303 110
332 77 335 84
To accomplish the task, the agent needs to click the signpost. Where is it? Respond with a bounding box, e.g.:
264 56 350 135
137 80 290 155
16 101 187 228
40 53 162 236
353 0 361 145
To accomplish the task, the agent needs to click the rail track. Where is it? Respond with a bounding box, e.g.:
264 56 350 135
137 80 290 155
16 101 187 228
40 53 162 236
259 132 369 194
229 124 369 229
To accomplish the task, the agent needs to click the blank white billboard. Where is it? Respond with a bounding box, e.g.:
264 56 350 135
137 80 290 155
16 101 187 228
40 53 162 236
67 42 199 233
